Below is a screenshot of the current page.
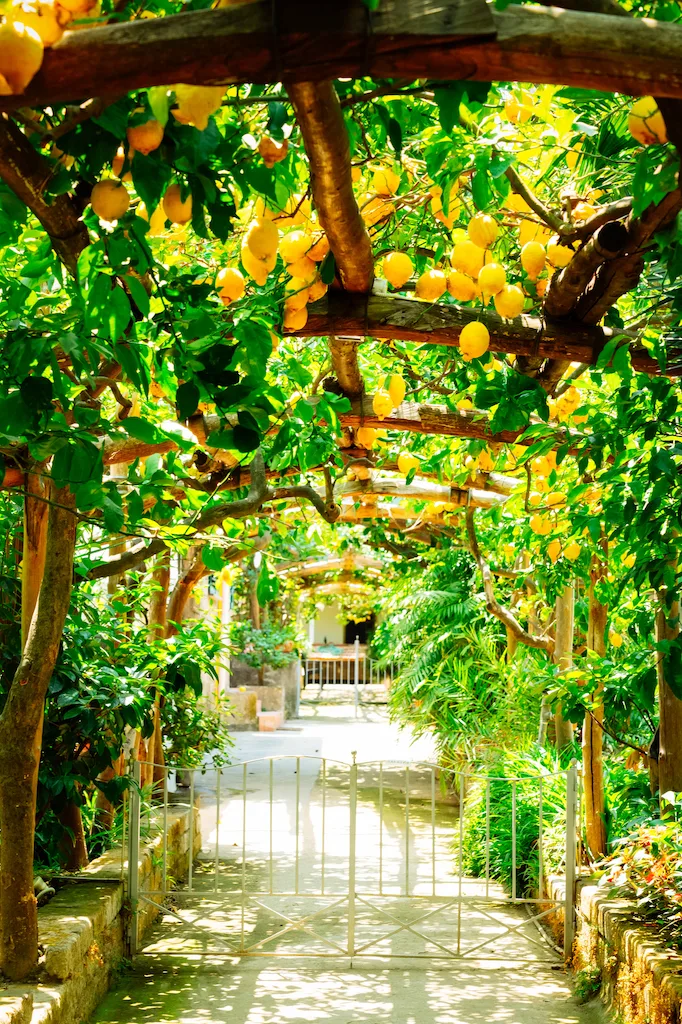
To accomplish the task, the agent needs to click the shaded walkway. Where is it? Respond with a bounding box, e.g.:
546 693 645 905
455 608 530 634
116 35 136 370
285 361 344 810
90 705 609 1024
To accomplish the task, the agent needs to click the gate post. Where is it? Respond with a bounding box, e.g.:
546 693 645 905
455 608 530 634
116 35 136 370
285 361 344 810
353 637 360 718
563 761 578 962
348 751 357 960
127 758 142 956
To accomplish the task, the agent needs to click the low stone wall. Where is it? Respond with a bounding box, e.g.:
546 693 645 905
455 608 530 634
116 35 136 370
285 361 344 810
573 878 682 1024
1 801 199 1024
226 685 284 729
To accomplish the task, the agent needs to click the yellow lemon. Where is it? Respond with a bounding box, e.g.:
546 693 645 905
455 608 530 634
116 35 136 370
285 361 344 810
573 202 595 221
468 213 498 250
529 491 543 507
494 284 524 319
372 390 394 420
546 491 566 507
547 539 562 563
127 112 164 155
383 251 413 289
173 84 224 131
546 241 574 268
283 277 309 311
372 166 401 196
447 271 477 302
283 303 308 331
216 266 245 304
521 241 546 281
0 19 43 93
609 631 623 648
10 0 64 47
628 96 667 146
459 321 490 362
279 229 311 263
478 262 506 299
286 255 317 284
307 277 328 302
622 552 636 569
356 427 378 449
564 540 581 562
519 221 551 247
478 449 494 472
415 268 447 302
163 183 192 224
530 514 552 537
245 218 279 261
451 240 486 278
91 179 129 221
397 453 420 476
505 92 532 123
241 245 270 286
308 234 330 262
388 374 406 408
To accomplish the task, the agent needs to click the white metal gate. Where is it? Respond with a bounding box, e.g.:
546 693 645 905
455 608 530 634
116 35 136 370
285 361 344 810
127 755 577 963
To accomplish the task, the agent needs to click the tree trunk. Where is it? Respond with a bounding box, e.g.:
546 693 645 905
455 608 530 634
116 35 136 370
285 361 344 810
21 468 47 647
656 592 682 804
166 548 207 638
554 584 576 750
584 561 608 859
149 552 170 788
0 484 76 980
506 626 518 662
58 802 89 870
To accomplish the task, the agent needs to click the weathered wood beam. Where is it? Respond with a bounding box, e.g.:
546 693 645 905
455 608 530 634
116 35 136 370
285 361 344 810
333 476 511 504
8 3 682 110
277 554 384 576
298 293 676 376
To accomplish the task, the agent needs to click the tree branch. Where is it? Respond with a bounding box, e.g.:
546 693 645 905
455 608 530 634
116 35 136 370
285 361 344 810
466 506 554 655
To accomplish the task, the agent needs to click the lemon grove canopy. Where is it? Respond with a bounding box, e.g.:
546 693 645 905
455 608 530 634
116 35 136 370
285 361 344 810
0 0 680 987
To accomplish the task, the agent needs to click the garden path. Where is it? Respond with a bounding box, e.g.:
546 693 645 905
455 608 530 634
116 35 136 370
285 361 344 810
90 704 610 1024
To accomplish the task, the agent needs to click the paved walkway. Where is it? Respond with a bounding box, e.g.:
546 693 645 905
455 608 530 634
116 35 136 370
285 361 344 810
91 704 609 1024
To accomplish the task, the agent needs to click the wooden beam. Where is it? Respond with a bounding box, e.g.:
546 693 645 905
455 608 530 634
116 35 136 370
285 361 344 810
277 554 384 576
9 3 682 108
334 477 511 504
298 293 677 376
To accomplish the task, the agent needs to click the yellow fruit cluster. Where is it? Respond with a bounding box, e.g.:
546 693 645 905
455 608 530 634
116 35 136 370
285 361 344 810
549 385 583 423
372 374 406 420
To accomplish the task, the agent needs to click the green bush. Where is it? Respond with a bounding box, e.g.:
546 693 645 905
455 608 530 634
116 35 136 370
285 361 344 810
458 746 570 896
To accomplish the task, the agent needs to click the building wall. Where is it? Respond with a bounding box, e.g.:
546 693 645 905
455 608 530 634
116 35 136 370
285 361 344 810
313 602 345 645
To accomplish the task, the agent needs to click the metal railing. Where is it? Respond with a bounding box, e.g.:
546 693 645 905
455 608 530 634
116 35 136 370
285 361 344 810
126 754 578 963
304 638 396 713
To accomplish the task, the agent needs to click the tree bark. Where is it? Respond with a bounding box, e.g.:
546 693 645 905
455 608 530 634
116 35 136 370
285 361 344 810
584 563 607 858
554 585 576 750
0 483 76 981
57 802 89 871
149 552 170 788
21 468 48 648
655 591 682 805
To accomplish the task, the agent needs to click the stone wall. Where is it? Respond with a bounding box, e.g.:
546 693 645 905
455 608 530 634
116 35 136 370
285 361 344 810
226 659 301 728
1 801 199 1024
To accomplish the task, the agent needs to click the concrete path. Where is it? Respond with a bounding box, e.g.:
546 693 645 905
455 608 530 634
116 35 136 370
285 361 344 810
91 704 609 1024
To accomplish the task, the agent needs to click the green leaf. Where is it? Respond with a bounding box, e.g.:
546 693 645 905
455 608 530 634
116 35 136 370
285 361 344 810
125 275 150 318
387 117 403 160
434 85 465 134
20 376 53 412
256 558 279 605
320 251 336 286
205 428 236 449
233 425 260 452
202 545 226 571
147 87 171 128
471 170 492 210
176 381 200 420
124 417 162 444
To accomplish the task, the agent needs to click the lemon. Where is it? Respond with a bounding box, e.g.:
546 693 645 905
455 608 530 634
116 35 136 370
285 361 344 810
628 96 667 146
308 234 330 262
530 514 552 537
10 0 65 46
622 552 636 569
372 390 394 420
279 193 312 227
546 491 566 507
505 92 532 123
127 112 164 156
388 374 406 408
451 240 485 278
383 252 413 289
137 201 166 236
547 539 562 563
564 540 581 562
494 284 524 319
447 271 476 303
307 277 328 302
173 84 224 131
459 321 490 362
546 241 574 268
286 255 317 284
356 427 377 449
397 453 420 476
415 269 447 302
573 202 595 221
478 449 494 472
241 245 270 286
245 218 279 261
216 266 245 304
284 277 309 311
468 213 498 250
532 455 551 478
521 241 546 281
163 183 192 224
360 194 394 227
372 166 400 196
457 398 473 411
529 492 543 507
519 221 551 247
505 192 531 215
91 179 130 221
478 262 506 299
279 229 311 263
609 631 623 648
283 303 308 331
0 19 43 92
